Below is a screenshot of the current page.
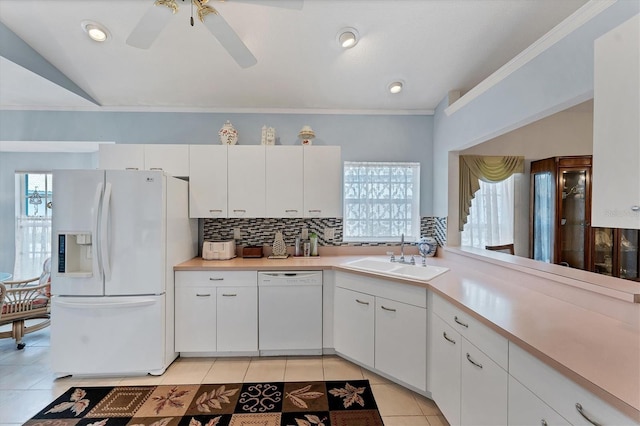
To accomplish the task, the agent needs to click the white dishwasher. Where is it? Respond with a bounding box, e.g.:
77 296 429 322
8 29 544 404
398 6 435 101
258 271 323 356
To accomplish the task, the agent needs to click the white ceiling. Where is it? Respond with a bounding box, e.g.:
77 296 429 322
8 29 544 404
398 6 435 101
0 0 589 113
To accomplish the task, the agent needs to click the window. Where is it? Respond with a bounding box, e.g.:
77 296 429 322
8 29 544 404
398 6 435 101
14 172 53 279
343 162 420 242
461 175 515 249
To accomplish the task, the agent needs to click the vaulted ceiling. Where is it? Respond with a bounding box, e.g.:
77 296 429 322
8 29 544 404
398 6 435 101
0 0 588 113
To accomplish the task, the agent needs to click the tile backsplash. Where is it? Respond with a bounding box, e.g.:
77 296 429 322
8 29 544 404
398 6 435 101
203 217 447 247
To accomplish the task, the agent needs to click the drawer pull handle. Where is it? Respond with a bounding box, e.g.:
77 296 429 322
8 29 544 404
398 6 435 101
285 209 298 213
454 316 469 328
222 293 237 297
233 209 246 213
575 403 602 426
309 209 321 213
125 167 139 170
381 305 396 312
466 353 483 369
443 332 456 344
631 205 640 212
209 209 223 213
150 167 163 170
209 277 224 281
196 293 211 297
355 299 369 306
540 420 548 426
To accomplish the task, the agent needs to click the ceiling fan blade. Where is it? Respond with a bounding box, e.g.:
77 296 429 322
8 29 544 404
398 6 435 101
201 12 257 68
126 1 176 49
228 0 304 10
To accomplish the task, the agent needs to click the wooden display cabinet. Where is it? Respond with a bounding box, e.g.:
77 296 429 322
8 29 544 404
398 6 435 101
529 156 592 270
591 228 640 281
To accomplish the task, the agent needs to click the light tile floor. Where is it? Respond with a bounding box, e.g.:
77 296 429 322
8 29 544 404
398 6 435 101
0 326 449 426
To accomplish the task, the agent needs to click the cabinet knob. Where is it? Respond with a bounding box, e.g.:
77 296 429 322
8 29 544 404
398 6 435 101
631 205 640 212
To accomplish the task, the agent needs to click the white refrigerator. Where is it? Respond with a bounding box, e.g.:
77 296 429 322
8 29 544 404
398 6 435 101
50 169 197 376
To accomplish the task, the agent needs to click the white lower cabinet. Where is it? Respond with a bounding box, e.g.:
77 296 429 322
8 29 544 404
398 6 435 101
333 272 427 392
216 286 257 352
429 313 461 426
509 343 638 426
429 293 508 426
333 286 374 366
460 339 508 426
175 271 257 354
375 296 426 390
175 286 217 352
508 376 570 426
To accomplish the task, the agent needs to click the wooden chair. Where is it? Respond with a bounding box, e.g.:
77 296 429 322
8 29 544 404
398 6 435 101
485 243 515 255
0 259 51 349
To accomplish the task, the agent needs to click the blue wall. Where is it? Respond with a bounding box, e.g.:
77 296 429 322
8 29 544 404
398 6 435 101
0 111 433 274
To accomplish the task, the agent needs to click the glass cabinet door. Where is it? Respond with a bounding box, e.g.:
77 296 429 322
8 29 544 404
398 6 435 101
559 169 588 269
593 228 614 276
620 229 639 281
532 172 553 263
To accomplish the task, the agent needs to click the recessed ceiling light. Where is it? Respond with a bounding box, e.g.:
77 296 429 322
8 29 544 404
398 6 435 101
337 27 359 49
389 81 404 94
81 20 110 42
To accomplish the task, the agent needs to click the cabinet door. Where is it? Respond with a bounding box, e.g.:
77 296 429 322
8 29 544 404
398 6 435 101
508 376 570 426
303 146 341 217
461 339 508 426
175 287 216 352
429 313 461 426
99 144 144 170
265 146 303 217
144 144 189 177
592 14 640 229
189 145 228 218
228 146 265 217
375 296 427 391
216 286 257 352
333 286 374 367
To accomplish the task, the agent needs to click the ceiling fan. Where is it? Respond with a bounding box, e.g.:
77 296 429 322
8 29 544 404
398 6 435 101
126 0 303 68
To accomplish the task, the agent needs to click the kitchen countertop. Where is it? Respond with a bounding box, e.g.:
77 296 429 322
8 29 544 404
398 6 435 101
174 252 640 421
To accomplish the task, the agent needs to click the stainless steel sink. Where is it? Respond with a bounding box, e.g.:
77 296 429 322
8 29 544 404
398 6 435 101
341 257 449 281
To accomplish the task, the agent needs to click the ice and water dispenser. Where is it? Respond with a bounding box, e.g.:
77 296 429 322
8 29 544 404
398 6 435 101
57 233 94 276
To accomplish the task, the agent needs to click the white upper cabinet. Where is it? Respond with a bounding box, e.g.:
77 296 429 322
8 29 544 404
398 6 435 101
99 144 189 177
266 146 303 218
99 144 144 171
228 145 266 218
592 14 640 229
304 146 342 217
189 145 227 218
144 144 190 177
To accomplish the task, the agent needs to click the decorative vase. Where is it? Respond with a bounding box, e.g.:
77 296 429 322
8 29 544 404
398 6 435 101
272 231 287 257
261 125 276 145
418 237 437 257
219 120 238 145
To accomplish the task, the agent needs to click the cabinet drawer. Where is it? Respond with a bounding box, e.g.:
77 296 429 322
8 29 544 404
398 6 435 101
175 271 257 287
509 343 637 425
508 376 570 426
432 292 508 369
335 271 427 308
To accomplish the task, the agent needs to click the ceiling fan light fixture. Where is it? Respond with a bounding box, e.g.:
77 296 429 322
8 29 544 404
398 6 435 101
81 21 110 42
389 81 404 94
338 27 359 49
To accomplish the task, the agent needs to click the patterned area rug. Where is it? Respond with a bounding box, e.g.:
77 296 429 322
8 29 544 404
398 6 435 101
24 380 384 425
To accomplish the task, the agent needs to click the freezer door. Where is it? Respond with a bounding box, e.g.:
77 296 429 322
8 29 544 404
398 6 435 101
51 295 166 375
51 170 104 296
103 170 165 296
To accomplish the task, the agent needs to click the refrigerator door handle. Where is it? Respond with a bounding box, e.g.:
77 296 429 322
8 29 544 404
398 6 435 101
54 299 157 308
100 182 112 281
93 182 104 279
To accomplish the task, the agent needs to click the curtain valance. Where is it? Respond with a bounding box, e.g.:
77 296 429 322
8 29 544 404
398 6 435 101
459 155 524 231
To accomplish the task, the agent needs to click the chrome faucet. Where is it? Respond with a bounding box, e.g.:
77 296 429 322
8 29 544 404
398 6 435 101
389 233 415 265
400 233 405 263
